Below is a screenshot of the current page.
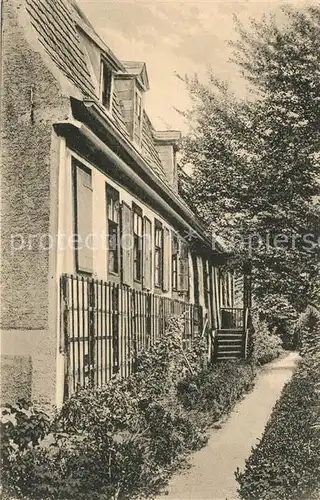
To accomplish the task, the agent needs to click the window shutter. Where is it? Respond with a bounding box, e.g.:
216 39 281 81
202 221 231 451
178 240 189 293
163 227 170 292
192 253 200 304
121 202 133 285
143 216 152 290
75 165 93 273
203 259 209 308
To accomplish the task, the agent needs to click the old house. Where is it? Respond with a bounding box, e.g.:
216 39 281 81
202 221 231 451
1 0 250 407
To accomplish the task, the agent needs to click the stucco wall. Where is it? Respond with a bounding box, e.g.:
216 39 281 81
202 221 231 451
0 0 71 405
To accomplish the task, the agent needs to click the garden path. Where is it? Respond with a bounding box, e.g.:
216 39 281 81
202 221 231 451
156 352 299 500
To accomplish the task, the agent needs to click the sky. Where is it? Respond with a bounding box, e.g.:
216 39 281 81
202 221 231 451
78 0 314 132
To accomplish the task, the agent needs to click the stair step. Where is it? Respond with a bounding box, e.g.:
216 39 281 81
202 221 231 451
217 335 243 342
217 354 241 359
217 344 242 350
218 339 243 343
217 352 241 356
218 329 243 333
217 332 243 336
217 356 241 360
217 349 242 354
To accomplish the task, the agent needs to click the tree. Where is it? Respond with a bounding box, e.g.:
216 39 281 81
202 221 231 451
180 6 320 312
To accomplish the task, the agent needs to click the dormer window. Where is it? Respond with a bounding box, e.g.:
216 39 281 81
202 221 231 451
135 91 142 123
101 60 113 110
114 61 149 144
133 89 143 145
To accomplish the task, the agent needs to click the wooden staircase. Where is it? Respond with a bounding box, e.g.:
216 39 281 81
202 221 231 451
215 307 250 361
215 329 244 360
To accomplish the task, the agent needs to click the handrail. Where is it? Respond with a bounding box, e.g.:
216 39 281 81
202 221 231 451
220 307 244 311
243 307 249 359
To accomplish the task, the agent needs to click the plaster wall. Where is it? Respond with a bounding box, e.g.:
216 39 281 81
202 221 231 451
1 0 71 406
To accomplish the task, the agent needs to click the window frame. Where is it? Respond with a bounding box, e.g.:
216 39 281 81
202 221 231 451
106 184 120 276
135 89 142 123
142 216 152 291
172 233 179 292
100 59 113 112
133 86 143 146
72 159 93 276
178 238 189 295
154 220 163 289
132 203 143 283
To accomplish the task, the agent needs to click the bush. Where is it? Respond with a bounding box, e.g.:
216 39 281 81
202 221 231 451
235 352 320 500
177 360 256 418
256 295 298 349
1 316 256 500
250 318 283 365
294 305 320 357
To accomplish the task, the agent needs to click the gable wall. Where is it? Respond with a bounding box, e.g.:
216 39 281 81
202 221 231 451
0 0 71 407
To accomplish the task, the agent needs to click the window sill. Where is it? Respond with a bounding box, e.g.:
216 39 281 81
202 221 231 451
76 270 93 277
108 270 119 276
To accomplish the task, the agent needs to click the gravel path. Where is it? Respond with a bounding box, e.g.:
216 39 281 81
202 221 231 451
156 352 299 500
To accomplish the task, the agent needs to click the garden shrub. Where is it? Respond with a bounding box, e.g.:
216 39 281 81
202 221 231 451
235 352 320 500
294 305 320 357
177 360 256 418
1 316 257 500
250 317 283 365
256 295 298 349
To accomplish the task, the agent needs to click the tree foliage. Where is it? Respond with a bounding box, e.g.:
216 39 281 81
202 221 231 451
180 6 320 311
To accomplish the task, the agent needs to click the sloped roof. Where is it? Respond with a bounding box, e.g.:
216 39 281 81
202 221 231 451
121 61 150 90
122 61 144 75
25 0 170 184
142 113 168 183
26 0 95 97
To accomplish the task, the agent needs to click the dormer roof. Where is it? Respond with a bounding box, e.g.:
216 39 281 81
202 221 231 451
22 0 228 252
153 130 181 151
120 61 150 91
23 0 170 185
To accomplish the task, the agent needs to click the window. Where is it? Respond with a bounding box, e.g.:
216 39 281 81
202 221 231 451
101 61 113 109
121 202 133 285
172 233 179 291
154 221 163 288
106 185 120 274
163 227 170 291
171 235 189 294
133 204 143 282
135 91 142 123
133 89 143 146
143 217 152 290
178 240 189 293
203 259 209 308
73 160 93 274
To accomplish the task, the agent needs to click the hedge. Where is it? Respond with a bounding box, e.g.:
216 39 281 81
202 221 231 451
250 317 283 365
295 305 320 356
1 317 256 500
235 352 320 500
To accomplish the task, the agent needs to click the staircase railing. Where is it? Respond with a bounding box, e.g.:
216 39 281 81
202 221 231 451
216 307 251 361
243 307 249 359
220 307 244 330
